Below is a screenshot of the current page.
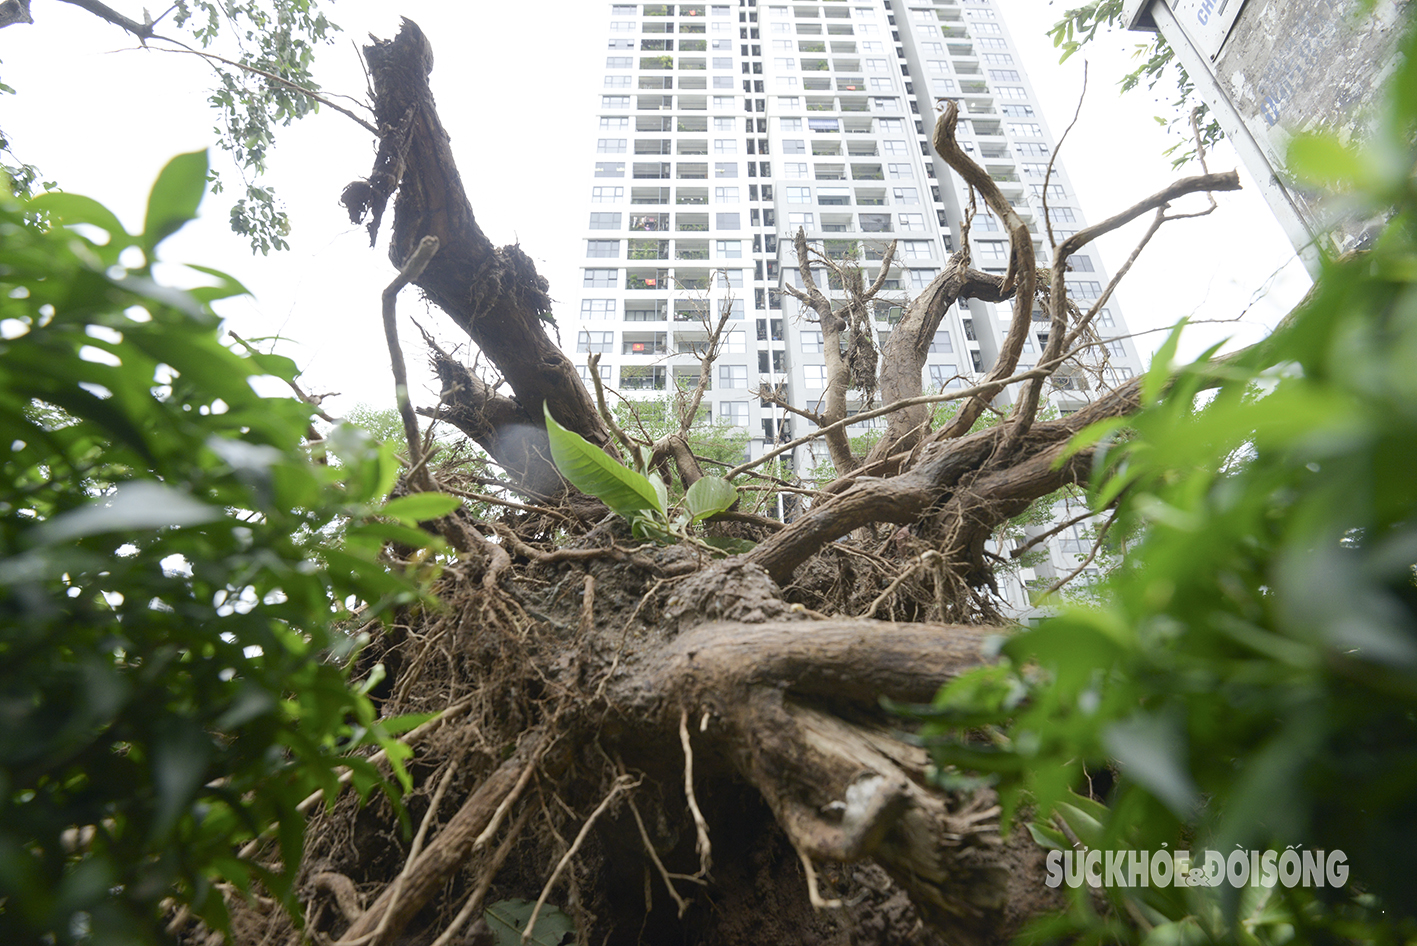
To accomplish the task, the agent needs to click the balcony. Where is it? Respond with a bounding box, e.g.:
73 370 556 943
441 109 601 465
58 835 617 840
620 366 667 391
629 215 669 236
623 334 668 356
629 239 670 260
626 269 670 291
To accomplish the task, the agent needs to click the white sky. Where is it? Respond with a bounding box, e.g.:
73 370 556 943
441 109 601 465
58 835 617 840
1 0 1311 416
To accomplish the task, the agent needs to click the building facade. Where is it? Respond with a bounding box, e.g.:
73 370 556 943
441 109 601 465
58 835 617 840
563 0 1145 608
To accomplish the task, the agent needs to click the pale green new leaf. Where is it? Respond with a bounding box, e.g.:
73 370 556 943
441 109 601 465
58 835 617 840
685 475 738 523
543 403 666 519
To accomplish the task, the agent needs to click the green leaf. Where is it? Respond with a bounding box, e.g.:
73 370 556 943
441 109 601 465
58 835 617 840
484 898 577 946
543 403 665 519
33 481 223 545
143 150 209 255
1286 133 1364 187
1143 318 1185 406
686 475 738 523
28 192 134 252
381 492 463 524
701 535 757 554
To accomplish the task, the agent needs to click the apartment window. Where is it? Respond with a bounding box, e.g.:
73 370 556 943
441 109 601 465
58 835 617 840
621 366 666 390
604 75 632 89
901 240 931 259
996 86 1028 100
599 117 630 132
1105 339 1127 357
1067 254 1095 272
609 21 635 32
1032 183 1067 199
578 363 612 384
1017 142 1051 156
713 75 734 88
973 22 1003 34
869 77 893 91
877 118 904 134
974 212 1000 231
930 78 957 95
1070 280 1102 300
715 161 739 177
929 330 953 353
1095 308 1115 328
607 56 633 69
611 4 635 14
591 186 624 203
715 240 743 258
609 38 634 49
713 56 733 69
715 186 740 201
802 364 828 387
717 271 746 289
872 97 900 111
784 162 808 177
898 213 925 231
596 138 628 153
786 186 811 203
713 96 736 108
715 212 741 229
783 139 807 154
723 330 747 353
577 331 614 353
720 401 749 425
715 117 738 131
976 240 1007 261
581 299 616 320
881 140 908 155
711 4 730 14
1048 206 1077 223
908 269 935 289
586 240 619 259
922 41 944 55
602 95 631 107
775 57 796 70
712 38 732 50
928 364 962 389
1008 122 1043 137
779 96 801 109
800 330 824 352
595 162 626 177
780 117 803 131
589 212 622 229
788 212 815 229
892 187 919 204
719 365 748 388
583 269 618 287
989 70 1021 82
978 36 1008 49
887 163 913 179
1001 105 1035 118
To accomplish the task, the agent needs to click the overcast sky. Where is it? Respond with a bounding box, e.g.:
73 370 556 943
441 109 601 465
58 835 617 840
1 0 1311 416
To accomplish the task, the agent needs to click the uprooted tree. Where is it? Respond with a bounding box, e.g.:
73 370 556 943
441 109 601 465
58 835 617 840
143 20 1254 946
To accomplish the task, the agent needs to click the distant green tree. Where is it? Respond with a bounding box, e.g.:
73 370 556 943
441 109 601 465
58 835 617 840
0 152 452 944
0 0 352 252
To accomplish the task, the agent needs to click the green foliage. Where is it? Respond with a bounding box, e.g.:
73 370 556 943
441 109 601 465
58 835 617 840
915 21 1417 944
171 0 340 254
543 404 741 546
0 154 438 944
483 899 577 946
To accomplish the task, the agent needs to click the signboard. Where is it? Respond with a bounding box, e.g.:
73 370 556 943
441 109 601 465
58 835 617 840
1168 0 1248 58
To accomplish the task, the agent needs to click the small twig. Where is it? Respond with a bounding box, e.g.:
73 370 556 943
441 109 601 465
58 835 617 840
383 235 441 491
444 486 575 525
142 42 380 134
428 806 534 946
523 775 639 942
679 710 712 879
724 365 1052 479
588 352 636 457
1009 507 1097 559
1043 62 1087 249
1044 509 1120 595
796 849 842 910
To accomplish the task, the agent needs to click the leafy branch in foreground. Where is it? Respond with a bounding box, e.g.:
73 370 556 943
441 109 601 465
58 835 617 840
912 21 1417 944
0 151 444 945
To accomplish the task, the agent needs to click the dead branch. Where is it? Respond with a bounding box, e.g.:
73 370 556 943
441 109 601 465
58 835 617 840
383 235 440 491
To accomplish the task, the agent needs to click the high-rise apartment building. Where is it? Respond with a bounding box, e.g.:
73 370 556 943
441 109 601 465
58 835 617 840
563 0 1144 609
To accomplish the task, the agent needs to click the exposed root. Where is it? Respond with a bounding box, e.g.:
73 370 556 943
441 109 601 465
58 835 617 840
678 709 712 879
522 774 640 943
625 785 692 918
797 849 844 911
